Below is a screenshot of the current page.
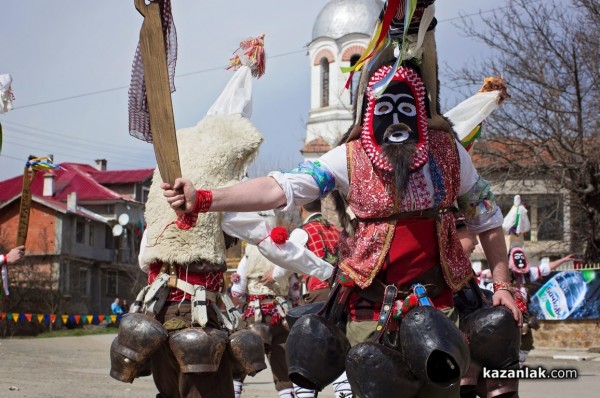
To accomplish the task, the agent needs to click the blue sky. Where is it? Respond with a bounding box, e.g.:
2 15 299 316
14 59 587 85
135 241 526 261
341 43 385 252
0 0 507 181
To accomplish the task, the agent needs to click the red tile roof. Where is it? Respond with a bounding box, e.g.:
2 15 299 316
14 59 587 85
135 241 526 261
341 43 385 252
301 138 331 154
0 163 153 203
471 138 553 168
92 169 154 184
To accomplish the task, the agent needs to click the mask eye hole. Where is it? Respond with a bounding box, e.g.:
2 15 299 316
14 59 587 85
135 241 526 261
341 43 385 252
398 102 416 117
386 131 410 143
374 101 394 115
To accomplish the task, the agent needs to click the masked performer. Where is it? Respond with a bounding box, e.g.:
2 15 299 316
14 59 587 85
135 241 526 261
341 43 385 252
110 36 268 398
270 199 341 398
272 200 340 305
229 212 295 398
508 246 574 368
161 2 522 397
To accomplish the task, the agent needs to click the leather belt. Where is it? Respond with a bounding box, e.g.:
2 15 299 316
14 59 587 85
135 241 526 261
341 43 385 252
358 265 447 302
355 207 452 223
156 260 226 275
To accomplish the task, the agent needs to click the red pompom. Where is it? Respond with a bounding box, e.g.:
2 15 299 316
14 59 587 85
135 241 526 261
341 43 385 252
402 294 419 317
270 227 288 245
408 294 419 307
338 272 355 287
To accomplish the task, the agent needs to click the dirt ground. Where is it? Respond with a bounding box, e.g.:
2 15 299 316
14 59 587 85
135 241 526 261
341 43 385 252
0 333 598 398
0 333 335 398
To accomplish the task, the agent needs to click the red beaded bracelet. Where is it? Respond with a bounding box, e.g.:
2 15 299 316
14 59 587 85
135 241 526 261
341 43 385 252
193 189 213 213
175 190 213 230
493 281 528 312
493 281 512 293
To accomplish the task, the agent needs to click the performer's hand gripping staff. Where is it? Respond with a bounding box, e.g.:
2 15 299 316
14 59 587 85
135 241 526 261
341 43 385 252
1 156 61 297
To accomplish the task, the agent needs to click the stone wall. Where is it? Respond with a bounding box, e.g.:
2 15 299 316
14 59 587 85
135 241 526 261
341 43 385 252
533 320 600 349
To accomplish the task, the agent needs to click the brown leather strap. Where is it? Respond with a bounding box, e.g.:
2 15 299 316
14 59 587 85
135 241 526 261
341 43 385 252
355 207 452 223
371 285 398 343
358 265 447 302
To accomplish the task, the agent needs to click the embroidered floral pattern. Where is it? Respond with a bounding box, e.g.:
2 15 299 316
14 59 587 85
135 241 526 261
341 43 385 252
342 132 472 290
243 295 284 326
457 176 498 219
286 161 336 197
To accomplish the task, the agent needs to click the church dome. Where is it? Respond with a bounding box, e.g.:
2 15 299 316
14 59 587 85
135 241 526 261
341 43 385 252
312 0 383 41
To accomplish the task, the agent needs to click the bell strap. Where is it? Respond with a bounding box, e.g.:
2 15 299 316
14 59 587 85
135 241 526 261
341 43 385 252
216 292 243 332
130 285 151 314
192 286 209 327
370 284 398 343
301 279 308 298
251 298 263 323
274 296 290 318
144 273 170 315
317 278 345 324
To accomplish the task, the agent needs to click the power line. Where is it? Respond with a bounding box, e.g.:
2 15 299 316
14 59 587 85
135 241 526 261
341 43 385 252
13 49 308 110
1 120 152 156
0 153 27 163
9 4 516 112
1 122 154 168
1 134 151 166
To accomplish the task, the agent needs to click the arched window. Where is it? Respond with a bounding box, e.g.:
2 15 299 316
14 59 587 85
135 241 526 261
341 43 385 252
350 54 361 105
320 57 329 107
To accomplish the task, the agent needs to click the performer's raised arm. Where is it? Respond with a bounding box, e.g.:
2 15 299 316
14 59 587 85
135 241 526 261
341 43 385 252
162 175 287 213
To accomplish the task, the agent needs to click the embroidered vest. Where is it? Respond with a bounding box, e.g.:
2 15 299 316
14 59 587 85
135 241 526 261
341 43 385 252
341 131 472 291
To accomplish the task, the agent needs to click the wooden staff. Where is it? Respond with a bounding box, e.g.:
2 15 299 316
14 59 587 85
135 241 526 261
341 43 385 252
16 156 38 247
134 0 181 186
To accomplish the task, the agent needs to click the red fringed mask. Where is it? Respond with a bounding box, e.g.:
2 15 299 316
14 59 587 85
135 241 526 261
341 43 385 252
361 65 429 172
509 247 530 274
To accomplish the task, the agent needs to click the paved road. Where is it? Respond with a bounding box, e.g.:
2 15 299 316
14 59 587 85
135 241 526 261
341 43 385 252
0 334 598 397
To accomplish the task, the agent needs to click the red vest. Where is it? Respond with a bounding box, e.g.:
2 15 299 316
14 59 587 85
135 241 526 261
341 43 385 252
341 131 472 292
302 215 340 291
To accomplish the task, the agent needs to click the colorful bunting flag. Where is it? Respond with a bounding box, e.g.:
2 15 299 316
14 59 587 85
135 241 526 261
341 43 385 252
0 312 121 325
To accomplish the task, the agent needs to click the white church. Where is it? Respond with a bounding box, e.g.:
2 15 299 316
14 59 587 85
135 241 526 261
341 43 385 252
301 0 383 161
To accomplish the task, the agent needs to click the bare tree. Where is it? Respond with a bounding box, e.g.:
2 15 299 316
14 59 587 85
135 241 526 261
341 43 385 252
0 227 62 336
448 0 600 260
